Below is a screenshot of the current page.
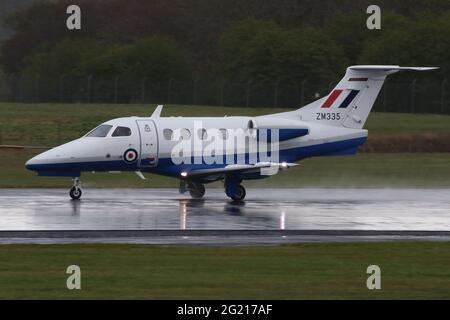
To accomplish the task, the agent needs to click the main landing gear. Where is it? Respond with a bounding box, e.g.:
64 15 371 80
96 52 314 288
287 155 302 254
69 177 82 200
224 176 246 202
189 182 205 199
180 180 206 199
179 176 246 201
230 185 246 202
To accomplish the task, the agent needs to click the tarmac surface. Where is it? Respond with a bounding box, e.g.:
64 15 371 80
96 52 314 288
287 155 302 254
0 188 449 244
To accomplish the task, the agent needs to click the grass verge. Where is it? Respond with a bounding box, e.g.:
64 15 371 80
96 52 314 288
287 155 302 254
1 103 450 146
0 242 449 299
2 149 450 188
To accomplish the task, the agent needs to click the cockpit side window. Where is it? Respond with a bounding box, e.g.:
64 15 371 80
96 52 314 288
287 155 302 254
85 125 113 137
112 126 132 137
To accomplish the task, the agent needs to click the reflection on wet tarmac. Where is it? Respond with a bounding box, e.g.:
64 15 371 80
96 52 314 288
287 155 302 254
0 188 449 231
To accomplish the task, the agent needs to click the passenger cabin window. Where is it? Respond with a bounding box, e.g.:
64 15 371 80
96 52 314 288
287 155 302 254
86 125 113 137
112 126 131 137
163 129 173 140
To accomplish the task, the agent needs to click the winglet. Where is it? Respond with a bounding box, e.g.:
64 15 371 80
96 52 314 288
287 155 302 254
151 105 163 118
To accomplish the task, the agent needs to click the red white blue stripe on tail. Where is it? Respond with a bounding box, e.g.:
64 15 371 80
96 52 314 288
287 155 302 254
321 89 360 109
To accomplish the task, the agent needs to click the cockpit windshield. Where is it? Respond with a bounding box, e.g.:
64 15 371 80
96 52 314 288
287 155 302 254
85 125 113 137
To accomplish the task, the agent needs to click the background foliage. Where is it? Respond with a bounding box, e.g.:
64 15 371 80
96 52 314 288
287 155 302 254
1 0 450 81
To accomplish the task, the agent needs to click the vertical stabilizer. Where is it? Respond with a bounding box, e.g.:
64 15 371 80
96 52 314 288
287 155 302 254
298 65 437 128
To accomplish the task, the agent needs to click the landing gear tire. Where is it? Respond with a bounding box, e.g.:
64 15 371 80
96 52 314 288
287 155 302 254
231 185 246 202
70 186 82 200
70 177 82 200
189 183 205 199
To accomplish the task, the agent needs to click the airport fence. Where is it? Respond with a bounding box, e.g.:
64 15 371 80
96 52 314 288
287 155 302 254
0 73 449 114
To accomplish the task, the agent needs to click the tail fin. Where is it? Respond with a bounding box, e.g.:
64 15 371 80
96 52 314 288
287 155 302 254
298 65 437 129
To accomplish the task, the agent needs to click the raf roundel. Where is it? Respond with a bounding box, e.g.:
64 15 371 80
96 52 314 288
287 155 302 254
123 148 138 163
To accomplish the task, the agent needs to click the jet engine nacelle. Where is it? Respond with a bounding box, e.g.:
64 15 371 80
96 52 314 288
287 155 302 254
247 117 310 142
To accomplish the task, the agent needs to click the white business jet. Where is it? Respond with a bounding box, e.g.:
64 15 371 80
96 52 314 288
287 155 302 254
26 65 436 201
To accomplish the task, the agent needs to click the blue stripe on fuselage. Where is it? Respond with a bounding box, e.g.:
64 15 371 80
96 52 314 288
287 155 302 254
26 137 366 178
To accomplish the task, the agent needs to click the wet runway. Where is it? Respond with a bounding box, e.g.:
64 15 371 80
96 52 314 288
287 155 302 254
0 188 449 244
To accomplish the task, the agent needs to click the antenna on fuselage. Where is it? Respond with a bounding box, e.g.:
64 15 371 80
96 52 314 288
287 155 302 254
151 105 163 118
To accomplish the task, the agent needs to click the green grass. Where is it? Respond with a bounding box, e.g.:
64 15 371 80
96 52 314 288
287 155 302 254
1 103 450 146
364 112 450 134
3 149 450 188
0 243 449 299
0 103 291 147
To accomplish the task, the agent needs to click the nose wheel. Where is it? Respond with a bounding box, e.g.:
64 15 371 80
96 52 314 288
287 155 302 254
70 178 82 200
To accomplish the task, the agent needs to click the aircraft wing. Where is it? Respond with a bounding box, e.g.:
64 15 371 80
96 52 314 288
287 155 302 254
185 162 298 181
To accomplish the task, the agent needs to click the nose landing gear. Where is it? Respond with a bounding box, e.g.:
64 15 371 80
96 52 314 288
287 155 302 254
70 177 82 200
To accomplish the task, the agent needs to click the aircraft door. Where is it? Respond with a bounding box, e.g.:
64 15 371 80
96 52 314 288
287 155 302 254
136 120 158 167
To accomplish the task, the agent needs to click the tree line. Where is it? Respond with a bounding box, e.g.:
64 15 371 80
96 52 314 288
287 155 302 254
1 0 450 85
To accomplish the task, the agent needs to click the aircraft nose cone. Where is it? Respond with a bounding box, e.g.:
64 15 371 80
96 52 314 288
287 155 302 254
25 157 39 171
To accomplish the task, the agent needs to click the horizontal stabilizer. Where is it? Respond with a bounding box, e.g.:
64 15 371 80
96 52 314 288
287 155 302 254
349 65 439 72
